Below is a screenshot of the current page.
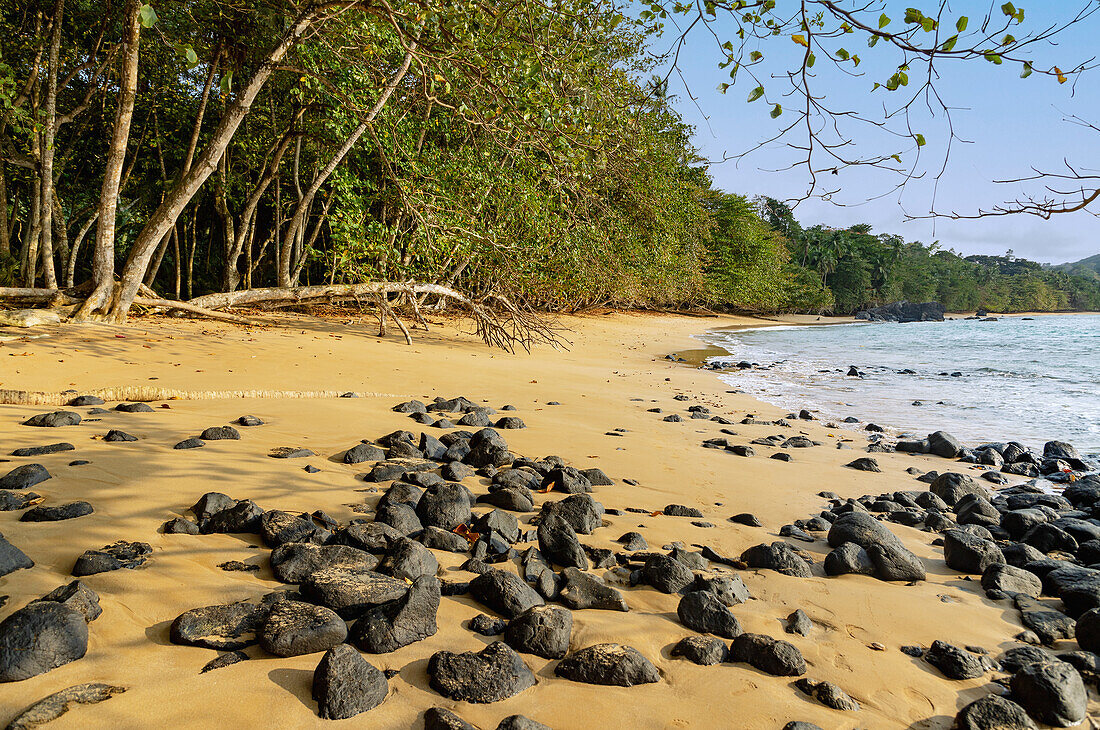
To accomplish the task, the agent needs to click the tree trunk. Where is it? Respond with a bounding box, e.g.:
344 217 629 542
0 161 10 256
22 184 41 284
106 5 330 321
74 0 140 318
37 0 64 290
65 211 97 287
276 42 416 287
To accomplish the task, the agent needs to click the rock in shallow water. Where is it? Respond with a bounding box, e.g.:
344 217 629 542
312 644 388 720
428 642 535 702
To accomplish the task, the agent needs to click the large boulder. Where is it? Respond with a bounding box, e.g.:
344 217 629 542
740 542 813 578
503 605 573 659
376 537 438 582
312 644 388 720
427 642 535 702
923 640 984 679
943 529 1005 574
640 555 695 593
554 643 659 686
676 591 741 639
928 431 963 458
0 533 34 577
259 600 348 657
170 602 267 650
0 602 88 681
302 568 409 619
350 576 439 653
558 568 628 611
270 543 378 584
930 473 990 506
469 569 544 619
1010 660 1087 727
728 633 805 676
954 695 1037 730
537 513 588 570
0 464 51 490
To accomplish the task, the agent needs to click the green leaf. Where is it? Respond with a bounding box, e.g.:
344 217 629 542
807 52 815 68
1020 61 1033 78
1001 2 1016 17
750 50 763 61
185 46 199 67
851 54 860 67
220 71 233 95
941 35 957 52
891 154 902 163
878 13 890 28
868 34 879 48
915 133 926 147
1002 34 1015 46
984 51 1003 64
769 103 782 118
139 4 157 28
836 48 849 61
718 82 730 93
904 8 921 24
956 16 968 32
747 85 764 102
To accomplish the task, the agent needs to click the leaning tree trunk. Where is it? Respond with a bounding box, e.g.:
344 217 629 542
276 42 416 288
74 0 140 319
106 5 331 322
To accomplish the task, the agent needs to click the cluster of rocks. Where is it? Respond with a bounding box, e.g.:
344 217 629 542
893 431 1093 483
771 459 1100 727
854 301 946 323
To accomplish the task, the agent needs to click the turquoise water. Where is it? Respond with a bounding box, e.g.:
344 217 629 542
700 314 1100 455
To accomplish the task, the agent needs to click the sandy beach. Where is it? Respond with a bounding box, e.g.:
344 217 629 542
0 310 1091 729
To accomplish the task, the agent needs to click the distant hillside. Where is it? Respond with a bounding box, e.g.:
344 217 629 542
1055 254 1100 281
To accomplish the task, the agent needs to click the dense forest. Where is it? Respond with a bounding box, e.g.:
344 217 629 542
1 1 1096 325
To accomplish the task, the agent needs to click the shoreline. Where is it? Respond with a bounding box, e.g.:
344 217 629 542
0 311 1096 728
688 312 1100 459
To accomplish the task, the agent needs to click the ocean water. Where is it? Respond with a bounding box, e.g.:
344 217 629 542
699 314 1100 456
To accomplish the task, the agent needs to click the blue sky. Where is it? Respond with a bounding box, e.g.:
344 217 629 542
658 1 1100 264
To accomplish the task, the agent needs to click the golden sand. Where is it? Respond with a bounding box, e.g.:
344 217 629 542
0 311 1083 728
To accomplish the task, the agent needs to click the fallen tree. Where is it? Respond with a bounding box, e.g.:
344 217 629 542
0 282 564 352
